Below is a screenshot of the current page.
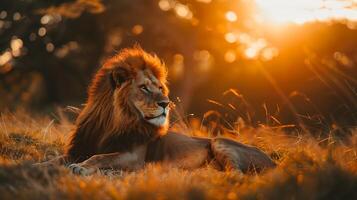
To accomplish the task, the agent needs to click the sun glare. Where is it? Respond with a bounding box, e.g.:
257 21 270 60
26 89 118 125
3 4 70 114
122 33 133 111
255 0 357 24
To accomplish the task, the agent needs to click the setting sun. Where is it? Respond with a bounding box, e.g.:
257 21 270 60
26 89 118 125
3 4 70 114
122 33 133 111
255 0 357 24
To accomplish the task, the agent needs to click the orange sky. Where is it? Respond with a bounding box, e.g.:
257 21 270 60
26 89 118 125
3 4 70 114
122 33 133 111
255 0 357 24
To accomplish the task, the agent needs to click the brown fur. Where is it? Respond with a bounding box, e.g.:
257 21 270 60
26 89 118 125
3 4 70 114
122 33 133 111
38 47 276 175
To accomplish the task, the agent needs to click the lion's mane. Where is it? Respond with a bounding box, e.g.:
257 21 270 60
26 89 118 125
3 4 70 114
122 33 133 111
66 48 168 162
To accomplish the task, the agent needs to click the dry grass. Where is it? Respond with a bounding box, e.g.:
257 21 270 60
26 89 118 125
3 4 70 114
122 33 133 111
0 110 356 200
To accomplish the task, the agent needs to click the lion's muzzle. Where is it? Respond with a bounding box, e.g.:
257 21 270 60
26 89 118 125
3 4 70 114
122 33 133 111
133 99 170 127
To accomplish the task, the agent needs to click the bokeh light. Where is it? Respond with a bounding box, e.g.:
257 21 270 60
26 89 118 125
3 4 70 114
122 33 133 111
10 38 23 57
158 0 171 11
175 3 193 19
0 51 12 66
46 43 55 52
41 15 52 24
13 12 21 21
194 50 213 71
261 47 279 61
171 53 184 78
38 27 46 37
224 50 236 63
0 11 7 19
224 32 237 43
225 11 237 22
132 24 144 35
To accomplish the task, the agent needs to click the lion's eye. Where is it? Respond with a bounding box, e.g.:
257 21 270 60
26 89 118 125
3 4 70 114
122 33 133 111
139 85 150 93
159 86 163 91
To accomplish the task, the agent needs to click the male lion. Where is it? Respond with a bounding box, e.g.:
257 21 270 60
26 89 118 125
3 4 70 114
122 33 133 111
39 47 275 175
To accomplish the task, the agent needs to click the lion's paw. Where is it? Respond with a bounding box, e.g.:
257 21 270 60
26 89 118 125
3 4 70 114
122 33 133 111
68 163 96 176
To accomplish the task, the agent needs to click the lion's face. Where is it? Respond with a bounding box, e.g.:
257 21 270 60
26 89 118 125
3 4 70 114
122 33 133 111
108 54 170 128
128 69 170 127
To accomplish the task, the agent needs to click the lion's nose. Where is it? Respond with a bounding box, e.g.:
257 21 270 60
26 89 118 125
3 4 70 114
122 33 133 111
157 101 170 109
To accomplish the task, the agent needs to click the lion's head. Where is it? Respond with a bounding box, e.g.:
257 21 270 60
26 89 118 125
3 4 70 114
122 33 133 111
67 47 171 160
85 47 170 133
107 48 170 128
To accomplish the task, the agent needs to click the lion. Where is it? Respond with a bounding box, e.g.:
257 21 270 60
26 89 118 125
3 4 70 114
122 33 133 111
39 47 275 175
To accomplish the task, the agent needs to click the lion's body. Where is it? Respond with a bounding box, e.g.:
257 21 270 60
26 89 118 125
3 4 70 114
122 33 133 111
39 47 275 175
147 132 275 172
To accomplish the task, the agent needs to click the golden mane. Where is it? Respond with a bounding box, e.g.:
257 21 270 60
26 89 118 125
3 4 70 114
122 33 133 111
66 47 168 162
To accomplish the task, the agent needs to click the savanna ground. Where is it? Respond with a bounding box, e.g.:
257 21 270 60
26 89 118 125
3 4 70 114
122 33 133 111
0 109 356 200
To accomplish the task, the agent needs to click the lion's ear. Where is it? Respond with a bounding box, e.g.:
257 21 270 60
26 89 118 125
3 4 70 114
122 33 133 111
110 67 131 88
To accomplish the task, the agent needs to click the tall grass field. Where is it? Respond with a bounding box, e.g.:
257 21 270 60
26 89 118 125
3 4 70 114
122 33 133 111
0 110 356 200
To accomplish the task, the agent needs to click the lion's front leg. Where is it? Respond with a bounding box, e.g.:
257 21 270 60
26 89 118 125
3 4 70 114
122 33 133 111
34 155 71 167
69 145 147 175
68 152 120 175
